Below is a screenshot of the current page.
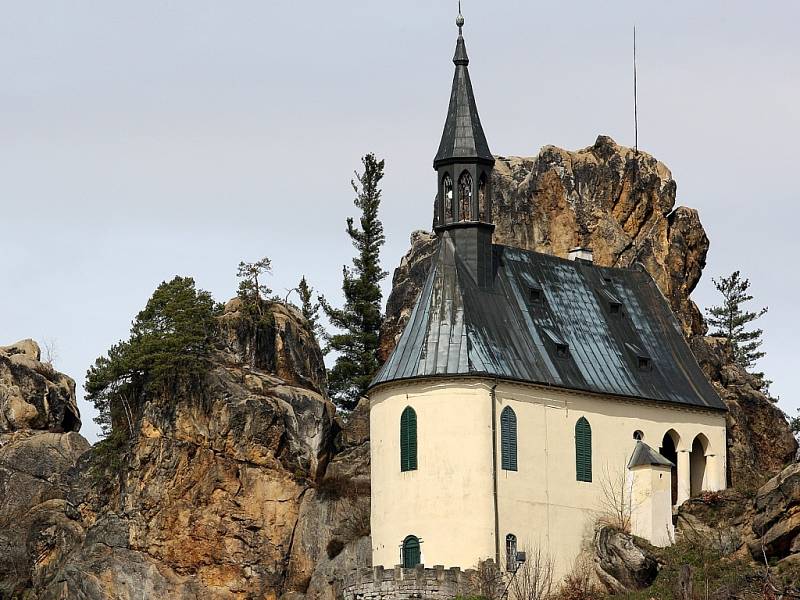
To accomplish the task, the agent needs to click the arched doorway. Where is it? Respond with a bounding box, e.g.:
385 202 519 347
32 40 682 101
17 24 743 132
402 535 421 568
690 434 709 497
659 430 680 506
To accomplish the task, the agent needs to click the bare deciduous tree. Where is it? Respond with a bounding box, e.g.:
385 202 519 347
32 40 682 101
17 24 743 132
552 557 599 600
509 543 554 600
597 462 635 532
471 559 504 600
42 337 59 367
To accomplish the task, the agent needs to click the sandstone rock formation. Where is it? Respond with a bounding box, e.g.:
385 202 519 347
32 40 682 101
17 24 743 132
691 336 796 488
0 340 88 598
674 464 800 591
0 301 370 600
379 136 796 487
593 526 659 594
750 463 800 561
1 339 81 432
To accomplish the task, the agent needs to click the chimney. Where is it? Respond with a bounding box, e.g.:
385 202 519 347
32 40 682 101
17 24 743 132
568 247 594 263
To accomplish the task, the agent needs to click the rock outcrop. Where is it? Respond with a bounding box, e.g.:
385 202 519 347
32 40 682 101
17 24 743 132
0 301 370 599
379 136 796 487
0 340 89 598
593 526 659 593
750 463 800 562
1 339 81 432
691 336 796 488
674 465 800 590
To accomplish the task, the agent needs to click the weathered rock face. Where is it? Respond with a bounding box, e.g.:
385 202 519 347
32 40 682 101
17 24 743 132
1 302 371 600
379 136 796 487
691 336 797 488
379 136 707 360
750 463 800 561
218 299 328 397
286 399 371 600
0 341 89 598
593 526 659 593
675 463 800 580
1 339 81 433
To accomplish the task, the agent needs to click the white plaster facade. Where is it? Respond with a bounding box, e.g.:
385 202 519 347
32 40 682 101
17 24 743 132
369 377 726 580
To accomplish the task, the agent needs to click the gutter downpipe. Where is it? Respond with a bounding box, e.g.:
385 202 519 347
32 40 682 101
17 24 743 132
490 379 500 567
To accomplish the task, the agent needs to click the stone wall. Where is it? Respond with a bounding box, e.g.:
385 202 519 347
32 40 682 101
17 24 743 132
343 565 480 600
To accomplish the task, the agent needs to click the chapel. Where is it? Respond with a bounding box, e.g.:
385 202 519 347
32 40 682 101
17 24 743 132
367 10 727 579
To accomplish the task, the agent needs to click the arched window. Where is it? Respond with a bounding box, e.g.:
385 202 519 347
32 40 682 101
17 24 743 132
505 534 518 572
402 535 421 568
478 172 488 221
575 417 592 482
458 171 473 221
400 407 417 472
443 174 454 221
500 406 517 471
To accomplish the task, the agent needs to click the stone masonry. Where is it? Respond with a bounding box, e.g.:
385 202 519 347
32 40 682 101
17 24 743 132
343 564 483 600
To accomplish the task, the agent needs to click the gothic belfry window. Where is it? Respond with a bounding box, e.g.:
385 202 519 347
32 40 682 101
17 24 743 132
443 173 454 221
458 171 473 221
478 172 487 221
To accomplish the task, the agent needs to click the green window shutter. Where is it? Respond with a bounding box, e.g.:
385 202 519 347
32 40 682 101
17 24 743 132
575 417 592 482
400 407 417 472
501 407 517 471
402 535 421 568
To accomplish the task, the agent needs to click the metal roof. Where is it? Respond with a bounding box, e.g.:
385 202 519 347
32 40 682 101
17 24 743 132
371 237 726 412
433 29 493 167
628 441 675 468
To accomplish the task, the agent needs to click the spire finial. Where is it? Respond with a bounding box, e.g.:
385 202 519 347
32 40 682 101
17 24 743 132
456 1 464 34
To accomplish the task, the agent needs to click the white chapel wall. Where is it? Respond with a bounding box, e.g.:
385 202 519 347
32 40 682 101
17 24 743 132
369 378 727 580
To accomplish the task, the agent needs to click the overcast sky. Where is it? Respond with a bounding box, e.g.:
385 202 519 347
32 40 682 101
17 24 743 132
2 1 798 443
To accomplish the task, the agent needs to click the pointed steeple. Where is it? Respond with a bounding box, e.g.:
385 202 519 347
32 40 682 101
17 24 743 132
433 10 493 168
432 6 496 288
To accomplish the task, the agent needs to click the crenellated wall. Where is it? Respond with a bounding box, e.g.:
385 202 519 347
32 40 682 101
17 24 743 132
343 564 484 600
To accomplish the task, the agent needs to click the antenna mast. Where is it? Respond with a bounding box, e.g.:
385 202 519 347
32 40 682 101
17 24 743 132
633 25 639 154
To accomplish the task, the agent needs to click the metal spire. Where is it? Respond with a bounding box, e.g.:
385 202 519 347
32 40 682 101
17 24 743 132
634 25 639 154
433 0 492 167
453 1 469 66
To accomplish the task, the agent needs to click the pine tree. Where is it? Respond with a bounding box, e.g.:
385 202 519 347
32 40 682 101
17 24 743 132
297 276 324 342
705 270 769 377
86 276 219 446
237 257 272 315
789 409 800 441
320 153 387 410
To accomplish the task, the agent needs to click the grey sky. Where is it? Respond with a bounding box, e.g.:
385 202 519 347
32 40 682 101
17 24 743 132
2 1 797 443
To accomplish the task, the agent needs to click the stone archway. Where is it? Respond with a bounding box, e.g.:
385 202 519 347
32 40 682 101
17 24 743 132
690 434 710 497
659 430 680 506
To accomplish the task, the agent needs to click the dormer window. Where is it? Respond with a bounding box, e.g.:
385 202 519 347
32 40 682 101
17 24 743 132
626 343 652 372
599 289 623 317
543 327 570 359
528 286 544 305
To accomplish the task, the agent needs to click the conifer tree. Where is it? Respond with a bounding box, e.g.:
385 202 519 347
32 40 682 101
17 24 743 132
86 277 219 445
320 153 387 410
237 257 272 315
705 270 769 379
297 276 324 342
